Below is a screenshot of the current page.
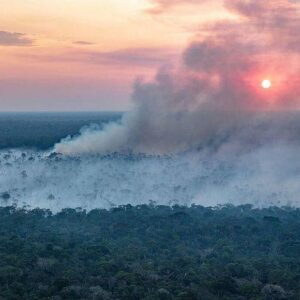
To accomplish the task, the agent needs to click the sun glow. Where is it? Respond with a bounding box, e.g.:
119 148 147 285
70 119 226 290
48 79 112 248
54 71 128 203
261 79 272 89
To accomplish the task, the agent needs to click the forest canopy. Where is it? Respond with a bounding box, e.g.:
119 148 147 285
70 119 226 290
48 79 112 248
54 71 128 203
0 204 299 299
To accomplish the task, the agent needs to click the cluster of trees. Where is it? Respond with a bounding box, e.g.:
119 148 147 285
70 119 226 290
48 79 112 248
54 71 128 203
0 204 299 299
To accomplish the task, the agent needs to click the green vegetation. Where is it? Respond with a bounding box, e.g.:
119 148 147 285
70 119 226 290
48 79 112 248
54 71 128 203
0 204 299 299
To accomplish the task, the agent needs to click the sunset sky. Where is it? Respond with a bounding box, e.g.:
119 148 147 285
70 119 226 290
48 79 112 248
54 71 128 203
0 0 235 111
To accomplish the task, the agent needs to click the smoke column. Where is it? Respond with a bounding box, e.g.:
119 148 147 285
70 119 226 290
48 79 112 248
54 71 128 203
55 0 300 156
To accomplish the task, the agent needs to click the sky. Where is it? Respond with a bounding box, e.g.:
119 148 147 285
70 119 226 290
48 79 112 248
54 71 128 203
0 0 234 111
1 0 299 111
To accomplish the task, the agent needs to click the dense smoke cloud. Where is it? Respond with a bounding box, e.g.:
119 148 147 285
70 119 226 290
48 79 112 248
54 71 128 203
55 0 300 156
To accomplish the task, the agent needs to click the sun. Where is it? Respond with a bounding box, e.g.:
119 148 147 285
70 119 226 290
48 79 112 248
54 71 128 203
261 79 272 89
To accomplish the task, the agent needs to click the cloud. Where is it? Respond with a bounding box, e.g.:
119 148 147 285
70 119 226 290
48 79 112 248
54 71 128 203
73 41 95 46
147 0 208 14
181 0 300 110
222 0 300 52
80 48 177 67
0 31 33 46
21 47 178 68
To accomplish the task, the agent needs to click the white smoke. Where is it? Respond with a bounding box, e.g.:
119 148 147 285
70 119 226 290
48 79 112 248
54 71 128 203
3 0 300 210
54 69 250 156
2 130 300 212
55 121 130 155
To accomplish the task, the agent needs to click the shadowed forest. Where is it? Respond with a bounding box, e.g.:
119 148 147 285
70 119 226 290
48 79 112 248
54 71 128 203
0 204 299 299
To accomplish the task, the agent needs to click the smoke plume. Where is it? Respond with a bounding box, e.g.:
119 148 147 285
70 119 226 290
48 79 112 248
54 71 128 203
55 0 300 156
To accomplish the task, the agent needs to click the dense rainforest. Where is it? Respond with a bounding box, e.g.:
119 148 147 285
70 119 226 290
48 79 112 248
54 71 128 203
0 204 299 299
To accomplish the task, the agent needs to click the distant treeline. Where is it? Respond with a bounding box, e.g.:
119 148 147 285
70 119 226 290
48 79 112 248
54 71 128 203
0 204 299 299
0 112 121 150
